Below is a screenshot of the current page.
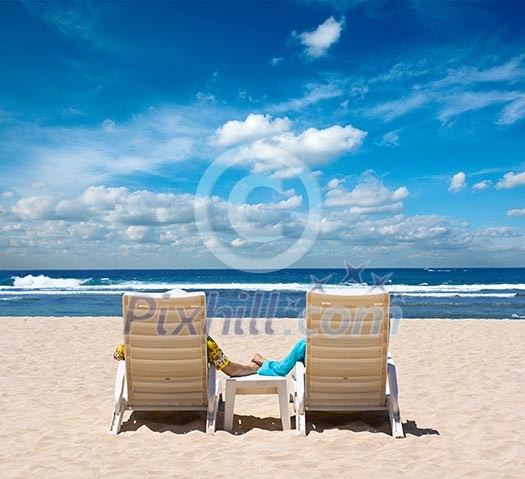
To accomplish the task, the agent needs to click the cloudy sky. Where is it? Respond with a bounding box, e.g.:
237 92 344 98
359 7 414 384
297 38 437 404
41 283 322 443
1 1 525 269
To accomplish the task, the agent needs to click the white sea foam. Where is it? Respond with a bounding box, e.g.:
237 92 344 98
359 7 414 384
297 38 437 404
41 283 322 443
0 290 125 295
12 275 87 289
1 275 525 297
0 281 309 293
397 293 517 298
386 283 525 293
0 290 519 298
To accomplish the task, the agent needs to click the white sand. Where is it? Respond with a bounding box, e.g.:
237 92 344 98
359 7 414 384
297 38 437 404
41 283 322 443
1 316 524 478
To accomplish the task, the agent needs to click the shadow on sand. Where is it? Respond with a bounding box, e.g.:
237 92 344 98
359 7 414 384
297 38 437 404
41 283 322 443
227 411 440 437
120 409 439 437
120 410 208 434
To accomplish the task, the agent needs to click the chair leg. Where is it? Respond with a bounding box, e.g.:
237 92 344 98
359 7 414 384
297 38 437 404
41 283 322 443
277 382 291 430
206 405 217 435
110 402 125 434
387 357 405 438
294 362 306 436
296 410 306 436
109 361 127 434
206 367 218 435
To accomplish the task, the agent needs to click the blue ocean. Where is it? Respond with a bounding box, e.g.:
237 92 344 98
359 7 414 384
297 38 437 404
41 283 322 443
0 268 524 319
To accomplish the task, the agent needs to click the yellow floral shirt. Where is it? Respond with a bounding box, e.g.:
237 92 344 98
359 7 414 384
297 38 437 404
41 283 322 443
113 335 230 371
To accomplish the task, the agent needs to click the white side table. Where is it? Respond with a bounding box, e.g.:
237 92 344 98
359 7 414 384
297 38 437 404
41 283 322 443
222 375 291 431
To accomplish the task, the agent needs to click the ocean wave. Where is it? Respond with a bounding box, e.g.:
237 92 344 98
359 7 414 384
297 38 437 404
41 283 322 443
12 275 89 289
1 276 310 292
1 275 525 296
0 289 523 299
386 283 525 293
396 293 518 298
0 296 41 301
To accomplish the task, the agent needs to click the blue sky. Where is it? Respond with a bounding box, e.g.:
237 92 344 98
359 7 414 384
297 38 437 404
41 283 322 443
1 0 525 269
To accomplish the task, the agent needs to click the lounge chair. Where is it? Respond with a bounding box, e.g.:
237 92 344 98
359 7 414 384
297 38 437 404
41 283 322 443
293 290 404 437
109 290 219 434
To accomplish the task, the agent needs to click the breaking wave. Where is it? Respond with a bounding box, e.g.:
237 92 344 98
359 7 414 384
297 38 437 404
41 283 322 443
0 274 524 298
12 275 88 289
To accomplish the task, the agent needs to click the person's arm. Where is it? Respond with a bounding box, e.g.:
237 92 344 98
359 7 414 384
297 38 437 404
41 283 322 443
207 336 259 377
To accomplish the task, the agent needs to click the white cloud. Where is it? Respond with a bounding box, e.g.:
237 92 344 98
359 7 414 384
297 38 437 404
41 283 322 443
364 55 525 126
1 182 318 268
2 223 24 232
225 124 367 174
60 107 85 118
327 178 343 189
282 125 366 163
362 215 454 242
7 186 307 246
269 167 305 179
123 226 157 243
270 83 343 113
507 209 525 217
31 181 49 190
449 172 467 192
270 57 283 66
231 238 247 248
2 191 14 199
102 119 116 132
21 0 99 43
1 106 202 193
472 180 491 191
11 196 57 220
213 114 291 146
380 130 400 147
365 92 430 122
296 16 345 58
325 175 409 214
316 211 470 248
372 60 430 84
106 190 196 225
3 181 524 268
432 55 525 88
279 195 303 209
496 172 525 189
438 91 522 123
10 187 197 225
196 92 216 103
81 186 129 210
475 226 521 238
55 199 90 220
498 96 525 125
67 222 110 240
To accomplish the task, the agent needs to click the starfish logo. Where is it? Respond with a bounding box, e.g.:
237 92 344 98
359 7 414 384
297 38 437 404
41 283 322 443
310 273 333 292
341 261 368 284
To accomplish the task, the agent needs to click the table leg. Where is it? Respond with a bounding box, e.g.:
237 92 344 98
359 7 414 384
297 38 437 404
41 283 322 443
224 381 236 431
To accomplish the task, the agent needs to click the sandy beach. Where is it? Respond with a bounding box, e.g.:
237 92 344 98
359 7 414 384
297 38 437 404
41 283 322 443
1 316 524 478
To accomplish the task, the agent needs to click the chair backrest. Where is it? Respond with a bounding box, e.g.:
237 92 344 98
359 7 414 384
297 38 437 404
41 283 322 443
305 291 390 408
122 291 207 408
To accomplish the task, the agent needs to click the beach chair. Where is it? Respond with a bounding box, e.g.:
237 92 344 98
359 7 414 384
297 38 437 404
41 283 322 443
109 291 219 434
293 290 404 438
